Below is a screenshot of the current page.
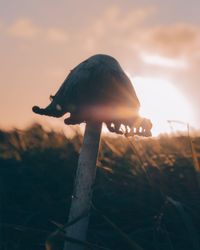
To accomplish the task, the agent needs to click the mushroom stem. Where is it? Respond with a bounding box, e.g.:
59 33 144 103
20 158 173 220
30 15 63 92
64 122 102 250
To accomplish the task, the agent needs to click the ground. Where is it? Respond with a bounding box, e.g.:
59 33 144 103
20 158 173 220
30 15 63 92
0 124 200 250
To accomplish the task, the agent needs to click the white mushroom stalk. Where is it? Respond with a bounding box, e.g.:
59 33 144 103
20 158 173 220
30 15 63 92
32 54 153 250
64 122 102 250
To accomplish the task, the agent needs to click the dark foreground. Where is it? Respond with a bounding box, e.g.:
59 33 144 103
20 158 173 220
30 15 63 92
0 124 200 250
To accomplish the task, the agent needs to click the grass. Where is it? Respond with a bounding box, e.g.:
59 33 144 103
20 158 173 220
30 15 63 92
0 123 200 250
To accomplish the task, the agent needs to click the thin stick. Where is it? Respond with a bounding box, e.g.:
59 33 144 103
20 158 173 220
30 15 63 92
92 204 143 250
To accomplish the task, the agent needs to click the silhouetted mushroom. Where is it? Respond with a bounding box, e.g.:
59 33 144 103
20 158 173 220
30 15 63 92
32 54 152 250
33 54 152 136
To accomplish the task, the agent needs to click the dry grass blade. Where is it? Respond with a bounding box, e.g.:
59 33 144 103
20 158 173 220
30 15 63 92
167 196 200 250
50 212 112 250
50 209 89 233
1 222 50 234
123 134 153 186
162 224 174 250
187 124 200 172
55 232 111 250
168 120 200 185
50 220 65 233
92 204 143 250
102 137 124 157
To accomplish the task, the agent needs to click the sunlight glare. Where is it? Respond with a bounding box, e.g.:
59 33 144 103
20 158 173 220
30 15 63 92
131 76 195 135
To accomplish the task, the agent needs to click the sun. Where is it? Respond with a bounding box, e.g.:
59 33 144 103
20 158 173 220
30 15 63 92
130 76 195 136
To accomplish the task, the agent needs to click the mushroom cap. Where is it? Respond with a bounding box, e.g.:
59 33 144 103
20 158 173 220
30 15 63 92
33 54 152 136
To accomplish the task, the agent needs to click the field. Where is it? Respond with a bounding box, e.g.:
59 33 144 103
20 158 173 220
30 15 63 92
0 123 200 250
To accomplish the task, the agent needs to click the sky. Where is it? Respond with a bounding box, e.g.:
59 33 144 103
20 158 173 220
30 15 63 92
0 0 200 134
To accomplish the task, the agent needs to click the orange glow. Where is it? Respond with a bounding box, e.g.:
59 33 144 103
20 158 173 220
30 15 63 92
131 76 195 135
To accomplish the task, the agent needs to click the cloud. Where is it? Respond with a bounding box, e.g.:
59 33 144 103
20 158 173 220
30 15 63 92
5 17 68 43
76 6 200 70
81 5 156 53
140 53 188 69
97 5 156 32
46 28 68 43
143 24 200 58
8 18 40 39
3 9 200 67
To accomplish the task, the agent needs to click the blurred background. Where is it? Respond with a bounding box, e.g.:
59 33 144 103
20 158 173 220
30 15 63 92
1 2 200 250
0 0 199 135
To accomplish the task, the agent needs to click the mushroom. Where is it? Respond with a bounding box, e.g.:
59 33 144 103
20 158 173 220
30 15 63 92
32 54 152 137
32 54 152 250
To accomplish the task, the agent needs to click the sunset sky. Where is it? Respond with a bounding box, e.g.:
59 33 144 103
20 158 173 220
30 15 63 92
1 0 200 134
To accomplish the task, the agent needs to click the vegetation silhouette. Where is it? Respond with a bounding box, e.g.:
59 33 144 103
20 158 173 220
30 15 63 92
0 124 200 250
